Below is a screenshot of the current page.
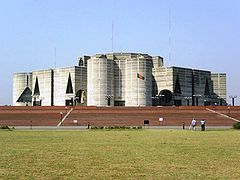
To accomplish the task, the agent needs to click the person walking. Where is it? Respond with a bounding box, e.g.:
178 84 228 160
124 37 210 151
200 119 206 131
190 118 197 131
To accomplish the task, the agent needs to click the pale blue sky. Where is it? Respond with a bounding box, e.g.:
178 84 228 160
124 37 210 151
0 0 239 105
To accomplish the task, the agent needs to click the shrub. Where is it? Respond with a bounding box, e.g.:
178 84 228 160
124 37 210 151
90 126 143 130
233 122 240 129
1 125 9 129
0 125 12 131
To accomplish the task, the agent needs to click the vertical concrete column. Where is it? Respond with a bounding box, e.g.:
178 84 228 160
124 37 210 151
125 55 152 106
87 55 114 106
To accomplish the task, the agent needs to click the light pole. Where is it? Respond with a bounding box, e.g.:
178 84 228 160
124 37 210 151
217 97 223 106
229 96 237 106
75 96 79 105
193 95 201 106
105 95 113 106
204 99 207 106
184 97 192 106
158 94 165 106
151 96 158 106
203 95 211 106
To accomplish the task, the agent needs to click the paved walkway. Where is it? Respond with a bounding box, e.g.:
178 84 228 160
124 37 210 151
12 125 233 130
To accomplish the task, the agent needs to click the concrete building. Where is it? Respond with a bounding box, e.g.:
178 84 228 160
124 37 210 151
53 66 87 106
152 66 214 106
32 69 53 106
86 53 153 106
13 52 227 106
211 73 227 105
87 54 114 106
13 72 32 106
13 66 87 106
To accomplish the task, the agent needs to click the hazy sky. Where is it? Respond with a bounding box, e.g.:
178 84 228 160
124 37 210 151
0 0 239 105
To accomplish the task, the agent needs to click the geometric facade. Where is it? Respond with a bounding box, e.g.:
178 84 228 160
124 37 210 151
13 66 87 106
152 66 227 106
211 73 227 105
13 52 227 106
87 53 153 106
13 72 32 106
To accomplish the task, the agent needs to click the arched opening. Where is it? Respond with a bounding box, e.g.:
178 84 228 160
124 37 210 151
75 89 86 105
159 89 173 106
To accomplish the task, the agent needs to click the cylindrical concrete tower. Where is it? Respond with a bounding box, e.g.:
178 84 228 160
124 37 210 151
125 54 152 106
13 73 32 106
87 54 114 106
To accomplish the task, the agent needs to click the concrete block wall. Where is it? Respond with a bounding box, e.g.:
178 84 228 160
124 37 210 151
111 55 126 103
75 66 87 106
152 56 164 68
32 69 52 106
87 55 114 106
211 73 227 104
13 73 32 106
153 66 213 106
53 66 87 106
173 67 192 105
153 67 174 94
125 55 152 106
54 67 75 106
192 69 211 105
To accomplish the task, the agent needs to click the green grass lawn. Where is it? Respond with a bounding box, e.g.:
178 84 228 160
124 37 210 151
0 129 239 180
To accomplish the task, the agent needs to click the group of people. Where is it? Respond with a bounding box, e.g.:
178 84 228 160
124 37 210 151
182 119 206 131
190 118 206 131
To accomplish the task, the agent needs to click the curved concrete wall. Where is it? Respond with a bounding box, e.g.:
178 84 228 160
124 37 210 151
87 55 114 106
113 58 126 101
125 55 152 106
13 73 32 106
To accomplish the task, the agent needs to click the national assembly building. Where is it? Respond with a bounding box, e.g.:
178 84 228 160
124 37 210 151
13 52 227 107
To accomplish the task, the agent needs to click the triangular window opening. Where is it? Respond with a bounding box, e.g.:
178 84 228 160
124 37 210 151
174 75 182 94
66 73 73 94
33 77 40 96
27 75 29 87
204 78 210 96
17 87 32 102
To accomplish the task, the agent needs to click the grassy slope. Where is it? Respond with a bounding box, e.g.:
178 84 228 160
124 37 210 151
0 130 239 180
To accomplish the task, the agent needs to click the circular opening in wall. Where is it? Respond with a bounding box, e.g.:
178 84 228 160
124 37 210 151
159 89 172 104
